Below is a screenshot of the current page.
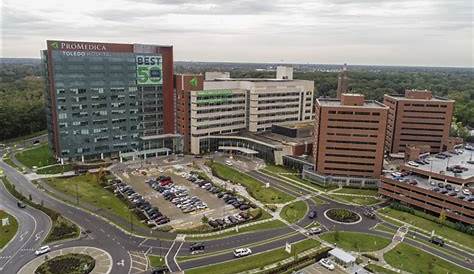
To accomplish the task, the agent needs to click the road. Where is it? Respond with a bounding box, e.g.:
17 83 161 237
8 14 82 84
0 181 51 272
1 147 473 273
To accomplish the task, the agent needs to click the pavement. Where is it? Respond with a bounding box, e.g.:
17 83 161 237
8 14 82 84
17 246 112 274
1 144 474 274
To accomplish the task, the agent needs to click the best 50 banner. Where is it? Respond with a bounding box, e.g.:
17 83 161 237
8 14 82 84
136 55 162 85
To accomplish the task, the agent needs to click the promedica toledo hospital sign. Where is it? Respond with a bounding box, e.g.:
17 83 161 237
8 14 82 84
47 40 164 85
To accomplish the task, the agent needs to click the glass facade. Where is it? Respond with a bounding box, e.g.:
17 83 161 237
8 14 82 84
45 49 166 160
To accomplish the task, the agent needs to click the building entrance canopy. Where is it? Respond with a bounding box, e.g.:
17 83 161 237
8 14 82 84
218 146 259 155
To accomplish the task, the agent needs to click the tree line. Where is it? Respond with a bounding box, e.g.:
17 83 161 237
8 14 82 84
0 63 472 141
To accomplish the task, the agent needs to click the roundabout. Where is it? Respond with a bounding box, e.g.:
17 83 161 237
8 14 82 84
324 208 362 225
18 246 112 274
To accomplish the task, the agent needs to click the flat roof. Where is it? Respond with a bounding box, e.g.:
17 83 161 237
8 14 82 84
317 98 386 109
218 146 259 154
385 94 453 102
329 248 356 263
411 150 474 180
275 121 314 129
210 78 310 83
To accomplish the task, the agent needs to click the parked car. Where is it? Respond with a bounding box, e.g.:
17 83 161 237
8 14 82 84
320 258 335 270
407 161 419 167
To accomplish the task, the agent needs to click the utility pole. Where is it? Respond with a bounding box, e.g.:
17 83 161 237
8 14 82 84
75 182 79 205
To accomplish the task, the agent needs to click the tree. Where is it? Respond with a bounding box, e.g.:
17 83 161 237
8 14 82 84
439 209 447 226
201 215 209 224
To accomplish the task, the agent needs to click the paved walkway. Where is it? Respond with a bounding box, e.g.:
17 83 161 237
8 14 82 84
17 246 112 274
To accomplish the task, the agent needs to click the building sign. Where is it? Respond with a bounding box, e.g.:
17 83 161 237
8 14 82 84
136 55 163 85
49 41 108 52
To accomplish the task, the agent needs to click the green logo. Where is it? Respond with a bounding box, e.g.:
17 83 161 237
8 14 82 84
189 77 198 88
50 41 59 49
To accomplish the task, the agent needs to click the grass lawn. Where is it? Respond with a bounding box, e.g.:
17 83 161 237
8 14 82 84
16 144 56 168
187 220 286 241
263 164 298 174
385 243 472 274
277 172 338 192
379 207 474 250
186 239 320 274
365 264 399 274
329 194 380 205
333 188 378 196
320 231 391 252
45 174 145 229
36 164 73 174
148 255 166 268
0 210 18 249
280 201 308 223
210 162 294 204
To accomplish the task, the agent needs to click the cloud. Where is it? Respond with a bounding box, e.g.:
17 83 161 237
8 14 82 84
0 0 472 67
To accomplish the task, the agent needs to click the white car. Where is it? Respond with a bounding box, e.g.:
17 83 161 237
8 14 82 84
462 189 471 196
306 227 323 235
35 245 51 256
320 258 335 270
225 160 233 166
233 248 252 257
407 161 419 167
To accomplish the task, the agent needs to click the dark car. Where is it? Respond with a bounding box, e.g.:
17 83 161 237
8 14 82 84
228 216 238 224
216 219 225 226
437 182 444 188
208 220 219 228
217 192 225 198
430 236 444 247
151 266 169 274
239 212 250 219
17 201 26 208
189 243 205 252
445 184 453 191
239 204 250 210
308 210 318 219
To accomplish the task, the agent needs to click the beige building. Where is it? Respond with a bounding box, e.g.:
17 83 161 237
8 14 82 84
189 67 314 154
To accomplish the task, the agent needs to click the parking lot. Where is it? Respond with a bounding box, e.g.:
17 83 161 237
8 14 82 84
115 164 245 230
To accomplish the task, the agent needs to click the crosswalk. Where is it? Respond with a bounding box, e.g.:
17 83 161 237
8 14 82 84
129 251 149 274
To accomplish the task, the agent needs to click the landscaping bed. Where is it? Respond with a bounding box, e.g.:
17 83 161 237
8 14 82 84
0 210 18 249
325 208 360 223
35 254 95 274
36 164 73 174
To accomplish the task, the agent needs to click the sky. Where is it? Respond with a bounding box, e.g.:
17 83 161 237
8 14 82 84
1 0 473 67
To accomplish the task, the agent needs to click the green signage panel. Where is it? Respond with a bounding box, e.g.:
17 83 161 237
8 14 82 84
136 55 162 85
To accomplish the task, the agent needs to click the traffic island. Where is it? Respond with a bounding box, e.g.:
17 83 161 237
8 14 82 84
18 246 112 274
35 253 95 274
324 208 361 224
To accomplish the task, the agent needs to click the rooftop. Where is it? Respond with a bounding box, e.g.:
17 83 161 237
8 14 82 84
329 248 356 263
210 78 305 82
409 149 474 180
317 98 387 109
